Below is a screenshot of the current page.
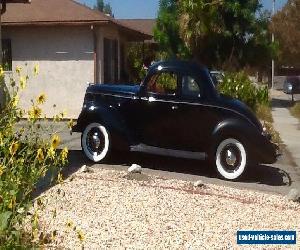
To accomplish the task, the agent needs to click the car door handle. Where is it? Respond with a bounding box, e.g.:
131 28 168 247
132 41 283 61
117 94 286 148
171 105 178 110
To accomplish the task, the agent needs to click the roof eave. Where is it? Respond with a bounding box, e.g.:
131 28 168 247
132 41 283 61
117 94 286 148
2 20 109 26
109 20 152 41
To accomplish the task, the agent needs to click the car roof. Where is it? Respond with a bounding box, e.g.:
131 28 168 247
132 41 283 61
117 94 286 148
148 60 208 75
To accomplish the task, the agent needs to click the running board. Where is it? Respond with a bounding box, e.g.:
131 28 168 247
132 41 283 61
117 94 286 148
130 144 207 160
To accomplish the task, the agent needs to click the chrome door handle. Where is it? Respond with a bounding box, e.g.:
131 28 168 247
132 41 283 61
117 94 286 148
171 105 178 110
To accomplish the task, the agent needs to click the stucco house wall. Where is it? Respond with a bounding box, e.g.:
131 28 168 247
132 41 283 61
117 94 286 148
2 24 135 118
0 0 150 119
3 26 95 118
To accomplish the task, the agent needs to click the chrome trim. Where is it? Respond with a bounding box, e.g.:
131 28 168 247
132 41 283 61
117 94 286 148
97 93 259 129
130 144 207 160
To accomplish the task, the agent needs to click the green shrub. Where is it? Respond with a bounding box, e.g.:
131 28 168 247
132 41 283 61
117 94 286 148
290 102 300 121
255 104 273 123
126 43 157 83
0 66 69 248
218 71 269 111
217 71 282 146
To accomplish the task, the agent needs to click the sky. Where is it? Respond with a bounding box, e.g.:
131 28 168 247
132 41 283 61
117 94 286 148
78 0 287 19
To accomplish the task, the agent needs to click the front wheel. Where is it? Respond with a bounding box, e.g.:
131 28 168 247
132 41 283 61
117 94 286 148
81 123 110 162
215 138 248 180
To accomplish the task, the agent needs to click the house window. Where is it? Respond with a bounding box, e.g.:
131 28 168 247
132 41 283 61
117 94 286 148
104 38 119 83
2 39 12 71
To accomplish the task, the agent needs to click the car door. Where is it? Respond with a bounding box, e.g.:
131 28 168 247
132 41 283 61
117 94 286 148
135 70 183 149
172 74 219 152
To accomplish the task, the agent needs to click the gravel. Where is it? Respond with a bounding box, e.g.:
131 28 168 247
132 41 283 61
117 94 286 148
37 168 300 249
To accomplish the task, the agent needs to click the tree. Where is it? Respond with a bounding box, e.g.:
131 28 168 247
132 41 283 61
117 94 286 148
94 0 113 16
103 3 113 16
271 0 300 67
94 0 104 12
178 0 274 71
153 0 190 59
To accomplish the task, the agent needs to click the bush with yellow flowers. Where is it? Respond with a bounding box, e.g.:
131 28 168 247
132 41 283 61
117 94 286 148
0 65 69 248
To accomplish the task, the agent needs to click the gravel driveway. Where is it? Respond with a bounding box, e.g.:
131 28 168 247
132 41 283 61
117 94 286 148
38 168 300 249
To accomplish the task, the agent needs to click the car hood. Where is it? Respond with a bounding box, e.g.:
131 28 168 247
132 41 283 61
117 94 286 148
87 84 141 97
217 94 263 131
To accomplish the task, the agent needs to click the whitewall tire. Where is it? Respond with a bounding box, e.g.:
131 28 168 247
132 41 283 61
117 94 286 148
82 123 110 162
215 138 247 180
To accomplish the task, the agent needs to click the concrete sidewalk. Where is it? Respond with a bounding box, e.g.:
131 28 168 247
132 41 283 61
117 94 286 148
272 92 300 187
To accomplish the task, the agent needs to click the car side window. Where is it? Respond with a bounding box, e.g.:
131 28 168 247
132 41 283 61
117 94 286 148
147 72 178 96
181 75 201 98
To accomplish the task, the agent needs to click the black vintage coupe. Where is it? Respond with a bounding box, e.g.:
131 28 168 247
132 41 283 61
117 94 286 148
72 61 277 180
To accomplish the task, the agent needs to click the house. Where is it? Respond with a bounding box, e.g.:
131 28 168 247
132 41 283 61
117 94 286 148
1 0 151 118
118 19 156 43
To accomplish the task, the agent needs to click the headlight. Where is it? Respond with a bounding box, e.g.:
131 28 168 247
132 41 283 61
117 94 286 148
262 126 272 140
288 84 293 90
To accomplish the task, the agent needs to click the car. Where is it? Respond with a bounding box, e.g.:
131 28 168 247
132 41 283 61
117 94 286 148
72 60 278 181
283 76 300 95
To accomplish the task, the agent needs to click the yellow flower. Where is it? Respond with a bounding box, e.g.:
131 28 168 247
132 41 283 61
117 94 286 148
0 133 3 146
20 76 26 89
60 147 68 162
36 93 46 105
8 196 16 209
28 106 42 119
33 64 39 76
0 165 5 176
36 148 44 163
60 110 67 118
0 66 4 76
47 146 56 159
9 142 19 155
15 66 22 75
67 119 74 130
51 134 60 149
12 95 19 107
53 114 61 122
77 230 85 242
57 172 63 183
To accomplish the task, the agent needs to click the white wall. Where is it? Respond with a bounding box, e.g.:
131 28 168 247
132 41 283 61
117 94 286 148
3 26 94 119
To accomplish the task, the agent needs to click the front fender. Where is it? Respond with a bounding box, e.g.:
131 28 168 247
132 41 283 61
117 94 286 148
73 104 133 151
210 118 267 162
211 118 277 164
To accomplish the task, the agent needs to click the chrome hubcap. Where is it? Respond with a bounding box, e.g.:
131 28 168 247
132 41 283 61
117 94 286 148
87 128 105 155
220 144 242 173
92 133 101 149
225 149 237 166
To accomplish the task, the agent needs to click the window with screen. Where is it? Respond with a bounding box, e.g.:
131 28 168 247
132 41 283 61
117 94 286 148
104 38 118 83
2 39 12 71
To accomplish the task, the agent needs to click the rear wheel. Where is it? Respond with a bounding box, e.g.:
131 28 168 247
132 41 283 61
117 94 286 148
81 123 110 162
215 138 248 180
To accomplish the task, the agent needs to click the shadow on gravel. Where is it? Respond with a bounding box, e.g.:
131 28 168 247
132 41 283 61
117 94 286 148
34 149 291 198
66 150 291 187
